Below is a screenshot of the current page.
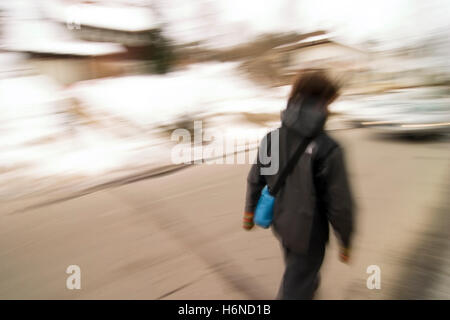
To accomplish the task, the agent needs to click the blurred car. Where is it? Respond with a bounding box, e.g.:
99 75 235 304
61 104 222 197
359 100 450 136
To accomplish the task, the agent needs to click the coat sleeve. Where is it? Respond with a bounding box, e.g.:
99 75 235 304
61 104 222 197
244 137 268 213
318 147 355 248
244 163 266 213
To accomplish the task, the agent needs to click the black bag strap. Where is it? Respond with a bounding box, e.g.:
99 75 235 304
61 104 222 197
265 96 326 196
270 135 313 195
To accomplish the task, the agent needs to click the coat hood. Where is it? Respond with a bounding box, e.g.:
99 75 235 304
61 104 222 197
280 96 327 138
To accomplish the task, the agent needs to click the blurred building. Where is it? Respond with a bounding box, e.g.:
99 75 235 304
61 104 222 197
43 0 164 75
271 31 370 84
0 1 126 85
0 0 174 85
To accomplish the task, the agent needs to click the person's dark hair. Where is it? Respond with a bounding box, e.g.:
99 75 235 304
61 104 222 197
288 70 340 107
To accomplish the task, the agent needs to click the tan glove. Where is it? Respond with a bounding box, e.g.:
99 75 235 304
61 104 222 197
243 212 255 230
339 246 351 263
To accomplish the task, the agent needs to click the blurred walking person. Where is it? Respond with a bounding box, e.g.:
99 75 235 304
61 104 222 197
243 71 355 300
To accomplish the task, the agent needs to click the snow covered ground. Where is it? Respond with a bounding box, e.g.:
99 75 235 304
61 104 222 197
0 62 290 200
68 63 289 127
0 61 362 201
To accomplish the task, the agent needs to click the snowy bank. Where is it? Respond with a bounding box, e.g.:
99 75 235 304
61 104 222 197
69 63 289 127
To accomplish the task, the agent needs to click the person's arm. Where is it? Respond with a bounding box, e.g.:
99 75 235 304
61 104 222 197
319 147 355 258
243 138 268 230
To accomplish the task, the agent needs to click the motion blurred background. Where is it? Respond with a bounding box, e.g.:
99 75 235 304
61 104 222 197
0 0 449 299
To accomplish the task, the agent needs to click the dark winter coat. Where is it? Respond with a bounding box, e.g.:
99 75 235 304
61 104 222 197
245 96 354 254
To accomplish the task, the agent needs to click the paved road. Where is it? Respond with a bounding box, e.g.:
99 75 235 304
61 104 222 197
0 129 449 299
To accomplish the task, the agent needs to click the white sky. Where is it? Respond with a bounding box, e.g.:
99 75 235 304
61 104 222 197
160 0 450 49
1 0 449 49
